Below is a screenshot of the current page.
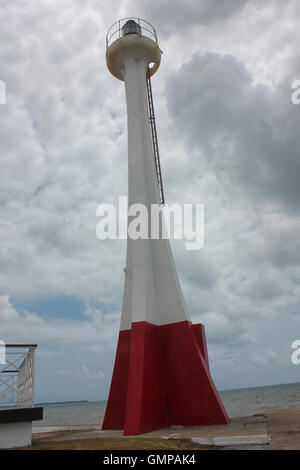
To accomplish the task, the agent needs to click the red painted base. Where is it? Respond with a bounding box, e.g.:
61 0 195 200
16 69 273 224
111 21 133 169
102 320 230 435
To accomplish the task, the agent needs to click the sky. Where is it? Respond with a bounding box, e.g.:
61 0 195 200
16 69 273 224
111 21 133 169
0 0 300 403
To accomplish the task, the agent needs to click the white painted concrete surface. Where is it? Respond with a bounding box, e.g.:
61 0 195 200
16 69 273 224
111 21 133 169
0 422 32 449
32 425 101 433
192 434 269 447
213 434 269 446
106 32 191 330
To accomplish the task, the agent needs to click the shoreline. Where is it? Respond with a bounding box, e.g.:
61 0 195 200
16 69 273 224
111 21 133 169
28 408 300 450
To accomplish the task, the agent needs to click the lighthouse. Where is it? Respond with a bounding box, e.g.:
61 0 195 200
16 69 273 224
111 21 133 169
102 18 229 436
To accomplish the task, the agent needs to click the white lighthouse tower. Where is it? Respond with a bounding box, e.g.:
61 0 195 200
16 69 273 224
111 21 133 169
102 18 229 436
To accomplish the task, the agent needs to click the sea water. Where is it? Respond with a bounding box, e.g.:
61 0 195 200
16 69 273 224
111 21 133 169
33 382 300 427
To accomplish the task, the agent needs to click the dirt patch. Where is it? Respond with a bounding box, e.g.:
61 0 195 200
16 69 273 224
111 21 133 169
22 437 214 450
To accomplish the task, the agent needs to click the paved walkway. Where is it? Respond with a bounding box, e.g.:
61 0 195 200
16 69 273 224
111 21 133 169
266 408 300 450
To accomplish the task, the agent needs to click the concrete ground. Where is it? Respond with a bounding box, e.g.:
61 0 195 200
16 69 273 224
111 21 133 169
266 408 300 450
31 408 300 450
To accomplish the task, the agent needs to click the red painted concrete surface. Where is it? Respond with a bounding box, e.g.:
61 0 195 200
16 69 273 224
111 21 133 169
102 320 230 435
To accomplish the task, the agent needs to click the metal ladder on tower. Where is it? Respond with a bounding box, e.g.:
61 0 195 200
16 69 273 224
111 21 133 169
146 67 165 206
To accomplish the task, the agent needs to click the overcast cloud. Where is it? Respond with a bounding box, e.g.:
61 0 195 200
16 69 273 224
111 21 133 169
0 0 300 402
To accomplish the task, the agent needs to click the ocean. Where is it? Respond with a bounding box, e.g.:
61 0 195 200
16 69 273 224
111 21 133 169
33 382 300 427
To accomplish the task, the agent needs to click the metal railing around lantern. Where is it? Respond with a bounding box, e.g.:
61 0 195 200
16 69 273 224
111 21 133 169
106 18 159 50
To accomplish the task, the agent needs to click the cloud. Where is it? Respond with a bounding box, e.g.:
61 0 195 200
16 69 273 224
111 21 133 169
166 51 300 210
81 365 105 380
0 294 119 400
0 294 19 320
126 0 249 36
